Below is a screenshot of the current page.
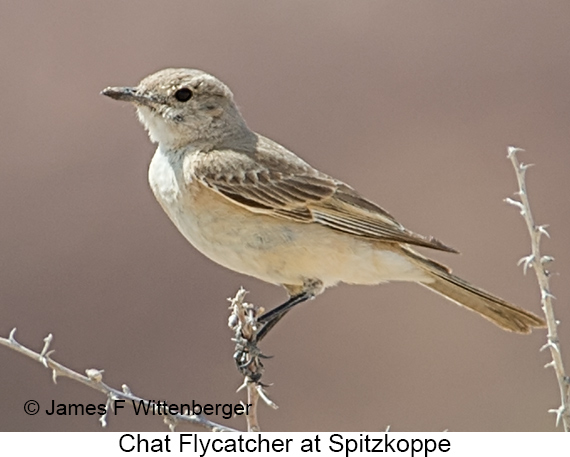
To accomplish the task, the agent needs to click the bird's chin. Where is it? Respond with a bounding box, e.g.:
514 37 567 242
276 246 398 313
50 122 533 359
136 107 174 146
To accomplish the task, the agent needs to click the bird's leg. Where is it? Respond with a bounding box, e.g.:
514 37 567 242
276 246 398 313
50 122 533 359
257 279 324 342
234 279 323 378
256 292 312 341
233 293 310 378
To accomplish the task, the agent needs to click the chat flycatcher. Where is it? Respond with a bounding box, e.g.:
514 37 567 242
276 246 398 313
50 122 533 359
102 68 545 339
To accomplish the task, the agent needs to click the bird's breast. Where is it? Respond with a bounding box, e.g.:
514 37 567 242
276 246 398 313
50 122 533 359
148 146 187 204
146 147 429 288
147 147 290 280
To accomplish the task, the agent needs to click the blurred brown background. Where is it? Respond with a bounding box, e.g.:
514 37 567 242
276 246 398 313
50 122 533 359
1 1 569 432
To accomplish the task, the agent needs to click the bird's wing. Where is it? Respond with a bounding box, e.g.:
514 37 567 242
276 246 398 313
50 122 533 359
310 183 457 252
193 139 457 253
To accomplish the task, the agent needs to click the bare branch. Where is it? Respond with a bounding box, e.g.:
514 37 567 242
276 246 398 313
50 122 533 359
228 288 278 432
0 329 238 432
506 146 569 431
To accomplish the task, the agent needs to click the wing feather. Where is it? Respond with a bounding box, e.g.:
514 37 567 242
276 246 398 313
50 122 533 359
193 140 457 253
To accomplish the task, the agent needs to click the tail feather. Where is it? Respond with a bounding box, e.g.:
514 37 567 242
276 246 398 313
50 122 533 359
404 248 546 334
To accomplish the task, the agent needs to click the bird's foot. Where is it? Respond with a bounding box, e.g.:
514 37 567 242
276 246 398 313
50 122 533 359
228 288 267 382
232 334 270 383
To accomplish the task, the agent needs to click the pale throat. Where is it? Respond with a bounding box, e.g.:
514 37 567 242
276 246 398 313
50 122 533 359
137 107 188 148
148 144 199 211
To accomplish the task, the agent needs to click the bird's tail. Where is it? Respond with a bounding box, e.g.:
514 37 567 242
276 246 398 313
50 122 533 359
404 248 546 334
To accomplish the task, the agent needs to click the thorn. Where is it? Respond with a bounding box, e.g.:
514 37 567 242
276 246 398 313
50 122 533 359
235 401 248 419
504 198 525 215
544 361 555 369
504 197 523 209
519 162 534 172
507 146 525 158
41 350 55 369
541 289 556 301
164 416 177 432
535 225 550 238
548 405 566 428
122 384 132 395
257 385 278 409
541 255 554 264
541 340 560 354
40 334 53 358
9 328 17 342
229 287 248 303
549 340 561 354
385 425 391 432
39 335 55 368
52 369 58 384
517 254 534 274
236 379 248 393
100 398 113 426
86 369 104 383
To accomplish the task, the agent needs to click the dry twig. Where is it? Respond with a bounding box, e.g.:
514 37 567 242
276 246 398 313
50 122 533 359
0 329 237 432
506 146 569 431
228 288 278 432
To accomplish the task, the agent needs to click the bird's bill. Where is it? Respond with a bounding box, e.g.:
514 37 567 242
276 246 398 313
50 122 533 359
101 86 152 106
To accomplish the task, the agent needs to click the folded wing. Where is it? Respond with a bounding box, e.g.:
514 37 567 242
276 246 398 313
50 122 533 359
194 140 457 253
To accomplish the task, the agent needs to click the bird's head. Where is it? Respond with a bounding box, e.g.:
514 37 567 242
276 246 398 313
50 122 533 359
102 68 251 150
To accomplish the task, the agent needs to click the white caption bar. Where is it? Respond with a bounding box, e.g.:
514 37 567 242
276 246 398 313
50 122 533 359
1 432 564 456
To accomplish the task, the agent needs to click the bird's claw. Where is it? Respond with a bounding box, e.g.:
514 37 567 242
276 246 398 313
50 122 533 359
233 335 265 382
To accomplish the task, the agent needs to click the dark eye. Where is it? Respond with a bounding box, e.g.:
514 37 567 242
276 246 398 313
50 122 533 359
174 88 193 102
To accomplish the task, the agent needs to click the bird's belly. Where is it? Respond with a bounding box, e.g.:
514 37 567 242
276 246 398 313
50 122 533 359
154 187 428 288
155 182 312 284
148 149 428 287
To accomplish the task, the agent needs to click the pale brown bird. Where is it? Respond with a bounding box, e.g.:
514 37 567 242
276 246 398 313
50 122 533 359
102 68 545 339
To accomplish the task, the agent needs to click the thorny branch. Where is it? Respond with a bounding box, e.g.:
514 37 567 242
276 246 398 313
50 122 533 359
506 146 569 431
7 148 566 433
0 329 237 432
228 288 278 432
